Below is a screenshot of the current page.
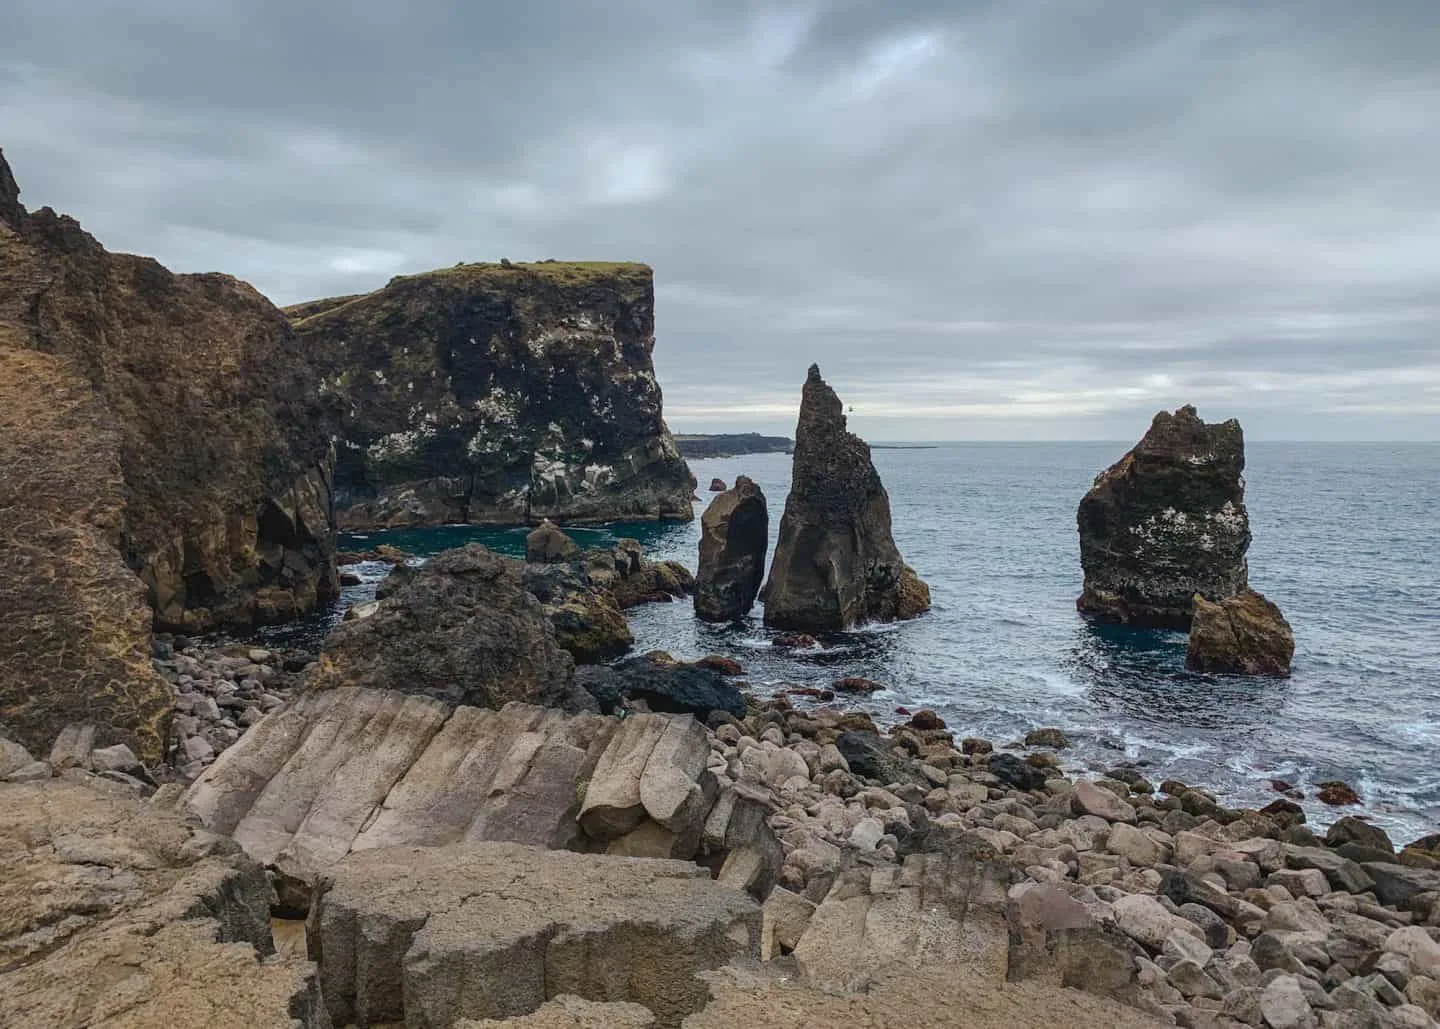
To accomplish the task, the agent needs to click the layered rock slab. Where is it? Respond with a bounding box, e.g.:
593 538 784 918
1076 405 1249 628
1187 588 1295 676
0 779 327 1028
694 475 769 622
289 260 695 527
762 365 929 632
308 842 761 1028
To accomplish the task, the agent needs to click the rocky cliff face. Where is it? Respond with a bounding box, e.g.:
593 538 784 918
0 148 337 760
1077 405 1250 629
289 261 696 527
762 365 930 632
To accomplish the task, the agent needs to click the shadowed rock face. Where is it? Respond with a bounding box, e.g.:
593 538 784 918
0 149 337 760
1187 589 1294 676
762 365 929 632
288 261 696 527
1077 405 1250 629
695 475 769 622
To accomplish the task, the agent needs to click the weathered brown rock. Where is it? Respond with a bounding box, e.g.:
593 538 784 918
762 365 929 632
306 544 586 710
527 519 581 562
709 477 727 492
1186 589 1294 676
0 778 327 1027
307 842 761 1028
1077 405 1249 629
0 148 336 760
289 261 695 527
695 475 769 622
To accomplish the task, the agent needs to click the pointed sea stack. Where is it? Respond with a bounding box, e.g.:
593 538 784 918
761 365 929 632
694 475 768 622
1076 405 1250 629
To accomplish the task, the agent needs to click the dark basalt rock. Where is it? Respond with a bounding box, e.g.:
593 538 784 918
762 365 930 632
1186 589 1294 676
525 519 579 563
575 652 745 721
988 752 1048 792
520 560 632 664
708 477 727 492
0 149 336 761
307 545 589 712
835 731 927 788
289 261 696 528
694 475 768 622
1076 405 1249 629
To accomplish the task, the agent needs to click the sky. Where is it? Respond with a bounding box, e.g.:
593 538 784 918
3 1 1438 440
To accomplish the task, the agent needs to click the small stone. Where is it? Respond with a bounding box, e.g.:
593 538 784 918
182 736 215 763
1024 727 1070 749
89 744 141 774
908 709 946 731
1168 958 1223 999
961 737 993 756
1259 974 1317 1029
1316 780 1360 806
5 760 53 783
247 648 272 664
831 676 885 695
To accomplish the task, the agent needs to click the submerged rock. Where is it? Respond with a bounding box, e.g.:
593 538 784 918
762 365 930 632
695 475 769 622
1186 589 1294 676
290 261 696 527
1077 405 1249 629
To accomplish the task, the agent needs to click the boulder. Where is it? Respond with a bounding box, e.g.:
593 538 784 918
1071 780 1138 824
709 477 727 491
307 842 761 1028
1076 405 1249 628
694 476 769 622
527 519 581 563
575 652 746 720
306 544 586 711
1327 816 1395 855
578 714 713 844
762 365 929 632
988 752 1049 792
609 558 695 609
291 261 696 527
0 778 326 1027
1186 589 1295 676
836 731 927 788
522 560 633 663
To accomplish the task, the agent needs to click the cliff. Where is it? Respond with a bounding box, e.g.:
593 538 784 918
0 148 337 760
290 261 696 527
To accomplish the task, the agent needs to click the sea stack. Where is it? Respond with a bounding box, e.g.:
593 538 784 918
1186 589 1295 676
1076 405 1250 629
694 475 769 622
762 365 929 632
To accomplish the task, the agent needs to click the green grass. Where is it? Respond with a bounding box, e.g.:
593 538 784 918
418 260 652 288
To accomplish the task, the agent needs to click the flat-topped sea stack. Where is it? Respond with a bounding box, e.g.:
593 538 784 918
1077 405 1250 629
287 260 696 527
695 475 769 622
0 149 336 762
762 365 929 632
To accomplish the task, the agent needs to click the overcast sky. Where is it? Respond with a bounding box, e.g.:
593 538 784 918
4 1 1438 440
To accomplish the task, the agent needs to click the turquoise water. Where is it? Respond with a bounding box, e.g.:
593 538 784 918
254 442 1440 843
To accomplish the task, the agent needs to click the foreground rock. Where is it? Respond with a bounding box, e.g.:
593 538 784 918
0 778 327 1027
0 148 337 761
1077 405 1249 629
1187 588 1296 676
762 365 930 632
695 475 769 622
290 260 696 527
310 842 760 1027
309 545 587 710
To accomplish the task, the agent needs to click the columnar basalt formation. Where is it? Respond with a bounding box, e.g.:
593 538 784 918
1187 588 1295 676
288 261 696 527
0 148 336 761
695 475 769 622
1076 405 1250 629
762 365 929 632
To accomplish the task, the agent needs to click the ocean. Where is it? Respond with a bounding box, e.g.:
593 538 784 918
253 442 1440 844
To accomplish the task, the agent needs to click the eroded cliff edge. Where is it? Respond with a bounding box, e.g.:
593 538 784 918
288 261 696 527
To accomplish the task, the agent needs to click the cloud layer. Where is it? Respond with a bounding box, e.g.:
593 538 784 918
5 0 1438 439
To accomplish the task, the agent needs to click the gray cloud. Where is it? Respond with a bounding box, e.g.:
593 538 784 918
4 0 1437 439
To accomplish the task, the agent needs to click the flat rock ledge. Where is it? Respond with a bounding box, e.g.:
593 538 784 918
0 778 327 1028
308 842 761 1028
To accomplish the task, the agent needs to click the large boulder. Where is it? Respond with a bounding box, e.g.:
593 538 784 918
523 560 634 663
308 842 761 1028
694 475 769 622
575 652 747 721
1186 589 1295 676
307 544 585 710
289 261 696 527
527 518 581 563
0 149 336 760
1076 405 1249 628
762 365 929 632
0 779 327 1027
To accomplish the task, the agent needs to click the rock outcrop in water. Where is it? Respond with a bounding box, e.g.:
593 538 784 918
762 365 929 632
288 261 696 527
1186 588 1295 676
0 149 336 762
695 475 769 622
1077 405 1250 629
